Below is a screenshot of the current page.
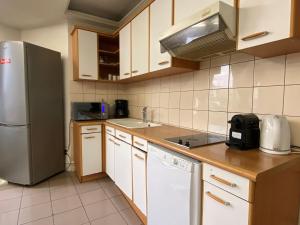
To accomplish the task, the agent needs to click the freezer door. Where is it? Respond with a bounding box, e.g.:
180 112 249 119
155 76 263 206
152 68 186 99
0 125 31 184
0 42 28 125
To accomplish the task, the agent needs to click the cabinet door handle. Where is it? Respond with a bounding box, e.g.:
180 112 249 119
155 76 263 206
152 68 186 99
158 61 169 66
82 74 93 77
241 31 269 41
134 154 145 161
210 175 237 188
134 141 144 147
85 136 95 139
132 70 138 73
115 142 120 146
108 138 115 143
123 72 130 76
87 128 98 131
106 129 112 133
206 191 230 206
118 134 126 139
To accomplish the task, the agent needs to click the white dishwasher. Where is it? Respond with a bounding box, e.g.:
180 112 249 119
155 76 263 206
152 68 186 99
147 143 201 225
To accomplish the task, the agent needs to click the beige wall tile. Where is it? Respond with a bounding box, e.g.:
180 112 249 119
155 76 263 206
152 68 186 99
254 56 285 86
96 95 107 102
151 93 160 107
180 110 193 128
169 92 180 109
194 69 209 90
83 81 96 94
180 91 193 110
70 93 83 102
208 112 228 135
180 72 194 91
151 108 160 122
228 88 253 113
145 93 152 107
159 108 169 124
159 92 169 108
160 77 171 92
286 53 300 85
169 109 180 126
151 79 160 93
209 65 230 89
230 52 254 64
253 86 284 115
229 61 254 88
170 74 181 92
287 116 300 146
200 59 211 69
70 81 83 94
284 85 300 116
211 55 230 67
209 89 228 112
193 111 208 131
193 90 209 110
137 94 145 107
83 94 96 102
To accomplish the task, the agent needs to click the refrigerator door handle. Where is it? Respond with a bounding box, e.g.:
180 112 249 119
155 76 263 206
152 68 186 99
0 123 28 127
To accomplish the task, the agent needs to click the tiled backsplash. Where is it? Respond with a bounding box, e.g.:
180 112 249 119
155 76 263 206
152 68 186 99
122 52 300 147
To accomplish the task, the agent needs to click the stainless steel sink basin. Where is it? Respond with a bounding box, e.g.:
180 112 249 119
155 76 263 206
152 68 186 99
107 118 161 129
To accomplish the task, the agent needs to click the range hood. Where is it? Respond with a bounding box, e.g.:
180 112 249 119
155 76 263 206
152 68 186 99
160 1 236 61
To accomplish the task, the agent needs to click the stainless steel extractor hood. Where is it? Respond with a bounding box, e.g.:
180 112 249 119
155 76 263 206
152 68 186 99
160 1 236 61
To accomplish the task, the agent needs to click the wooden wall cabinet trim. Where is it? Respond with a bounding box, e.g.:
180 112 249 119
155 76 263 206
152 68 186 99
237 0 300 58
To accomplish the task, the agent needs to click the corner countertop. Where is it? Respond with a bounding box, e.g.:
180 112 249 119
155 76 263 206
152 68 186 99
74 120 300 182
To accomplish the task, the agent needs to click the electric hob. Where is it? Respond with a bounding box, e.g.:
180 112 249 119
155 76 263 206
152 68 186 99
165 133 226 149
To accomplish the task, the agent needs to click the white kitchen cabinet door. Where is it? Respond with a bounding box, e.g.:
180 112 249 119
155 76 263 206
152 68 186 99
114 139 132 199
81 133 102 176
119 23 131 80
131 7 149 77
203 182 249 225
238 0 292 50
174 0 216 24
105 134 115 181
149 0 172 72
132 147 147 215
78 29 98 80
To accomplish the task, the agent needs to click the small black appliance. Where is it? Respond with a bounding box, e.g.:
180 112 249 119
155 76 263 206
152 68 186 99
226 113 260 150
71 102 109 121
115 99 128 118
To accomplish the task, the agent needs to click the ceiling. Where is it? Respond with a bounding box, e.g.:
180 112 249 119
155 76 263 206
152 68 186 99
68 0 143 21
0 0 70 29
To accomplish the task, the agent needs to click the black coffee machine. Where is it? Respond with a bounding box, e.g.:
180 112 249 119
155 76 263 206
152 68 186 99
115 99 129 118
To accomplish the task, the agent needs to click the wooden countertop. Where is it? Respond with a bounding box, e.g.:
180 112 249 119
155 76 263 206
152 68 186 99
74 120 300 182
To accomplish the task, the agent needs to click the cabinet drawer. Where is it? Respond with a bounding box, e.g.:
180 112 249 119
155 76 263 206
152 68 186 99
203 163 250 201
203 181 249 225
133 136 148 152
106 126 115 136
81 125 101 134
116 129 132 144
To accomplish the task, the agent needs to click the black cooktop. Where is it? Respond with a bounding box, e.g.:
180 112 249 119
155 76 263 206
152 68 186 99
165 133 226 149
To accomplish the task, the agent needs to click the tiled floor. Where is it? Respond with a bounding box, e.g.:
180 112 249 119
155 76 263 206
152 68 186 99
0 172 143 225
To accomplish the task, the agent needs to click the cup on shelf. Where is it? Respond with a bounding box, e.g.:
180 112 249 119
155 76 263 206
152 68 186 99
108 74 113 80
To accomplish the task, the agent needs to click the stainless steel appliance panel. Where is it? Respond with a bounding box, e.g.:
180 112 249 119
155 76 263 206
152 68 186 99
0 42 28 125
0 125 31 184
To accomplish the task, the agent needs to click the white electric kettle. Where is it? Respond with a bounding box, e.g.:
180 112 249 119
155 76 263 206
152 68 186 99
260 115 291 155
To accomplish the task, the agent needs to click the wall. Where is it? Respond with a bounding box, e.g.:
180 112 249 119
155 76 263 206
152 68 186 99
0 24 20 41
125 52 300 147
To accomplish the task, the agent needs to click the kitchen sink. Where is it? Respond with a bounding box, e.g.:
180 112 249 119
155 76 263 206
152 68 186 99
107 118 161 129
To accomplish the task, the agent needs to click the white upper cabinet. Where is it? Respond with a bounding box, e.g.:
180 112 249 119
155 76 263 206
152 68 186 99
78 30 98 80
119 23 131 80
131 8 149 77
150 0 172 72
174 0 216 24
238 0 292 50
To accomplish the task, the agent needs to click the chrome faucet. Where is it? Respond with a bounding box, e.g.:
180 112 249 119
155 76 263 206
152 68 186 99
142 107 148 123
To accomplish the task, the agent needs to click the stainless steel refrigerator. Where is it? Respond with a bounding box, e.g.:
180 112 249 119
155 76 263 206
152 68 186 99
0 41 65 185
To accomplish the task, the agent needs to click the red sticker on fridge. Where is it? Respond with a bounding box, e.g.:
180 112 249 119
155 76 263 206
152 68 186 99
0 58 11 64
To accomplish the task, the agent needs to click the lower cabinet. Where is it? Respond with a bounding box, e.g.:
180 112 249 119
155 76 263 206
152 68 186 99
105 134 115 181
114 138 133 200
132 147 147 215
81 132 102 176
202 181 249 225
